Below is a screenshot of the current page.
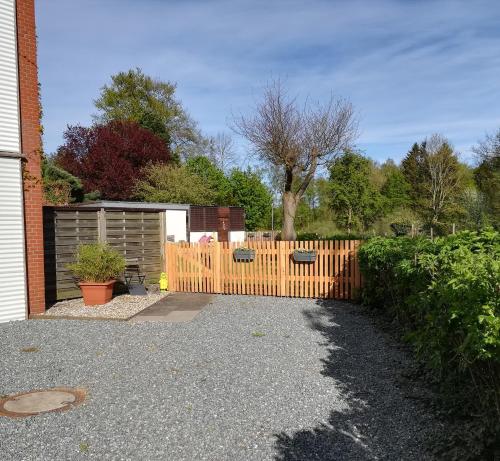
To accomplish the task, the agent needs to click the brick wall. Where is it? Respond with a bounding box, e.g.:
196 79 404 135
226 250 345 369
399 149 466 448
17 0 45 315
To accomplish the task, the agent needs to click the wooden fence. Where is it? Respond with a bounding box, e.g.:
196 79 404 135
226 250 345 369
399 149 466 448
165 240 362 299
44 207 163 302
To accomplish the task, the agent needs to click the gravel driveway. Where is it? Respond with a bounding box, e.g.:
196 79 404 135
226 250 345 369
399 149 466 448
0 296 439 460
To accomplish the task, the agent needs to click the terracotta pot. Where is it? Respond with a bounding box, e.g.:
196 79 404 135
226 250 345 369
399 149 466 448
79 280 116 306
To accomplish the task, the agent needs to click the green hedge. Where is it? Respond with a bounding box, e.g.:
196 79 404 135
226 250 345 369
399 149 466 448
358 230 500 457
295 232 366 241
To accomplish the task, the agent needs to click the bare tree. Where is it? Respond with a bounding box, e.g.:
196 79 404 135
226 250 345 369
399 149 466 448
207 132 235 172
425 134 463 226
234 81 358 240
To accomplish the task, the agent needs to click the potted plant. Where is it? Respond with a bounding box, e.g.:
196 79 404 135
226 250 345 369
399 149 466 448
292 248 317 263
233 247 256 262
68 243 126 306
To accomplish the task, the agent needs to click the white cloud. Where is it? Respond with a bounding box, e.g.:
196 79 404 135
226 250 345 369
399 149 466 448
37 0 500 163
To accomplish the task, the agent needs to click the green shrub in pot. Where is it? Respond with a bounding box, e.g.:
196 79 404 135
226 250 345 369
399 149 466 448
68 243 126 305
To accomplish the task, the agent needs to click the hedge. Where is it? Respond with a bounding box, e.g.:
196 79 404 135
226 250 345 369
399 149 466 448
358 230 499 458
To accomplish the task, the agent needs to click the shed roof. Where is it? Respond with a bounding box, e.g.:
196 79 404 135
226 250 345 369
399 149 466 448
71 201 190 211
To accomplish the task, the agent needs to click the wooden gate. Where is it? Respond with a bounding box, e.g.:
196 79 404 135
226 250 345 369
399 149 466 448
165 240 362 300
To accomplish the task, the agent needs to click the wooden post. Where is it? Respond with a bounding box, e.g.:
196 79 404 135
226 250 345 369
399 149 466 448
165 243 175 291
278 241 286 296
214 242 221 293
97 208 107 243
159 211 166 275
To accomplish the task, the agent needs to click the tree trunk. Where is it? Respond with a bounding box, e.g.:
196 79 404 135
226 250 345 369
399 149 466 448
347 206 353 235
282 191 298 240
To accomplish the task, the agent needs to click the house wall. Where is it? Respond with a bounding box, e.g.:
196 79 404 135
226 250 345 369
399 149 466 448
0 156 27 322
229 231 245 243
17 0 45 315
0 0 42 322
165 209 187 242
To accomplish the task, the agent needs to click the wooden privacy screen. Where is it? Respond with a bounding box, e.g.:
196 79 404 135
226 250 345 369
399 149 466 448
44 209 99 301
44 208 162 302
165 240 362 300
104 211 162 282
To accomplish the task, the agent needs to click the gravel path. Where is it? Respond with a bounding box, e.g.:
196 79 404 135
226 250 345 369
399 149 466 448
0 296 440 460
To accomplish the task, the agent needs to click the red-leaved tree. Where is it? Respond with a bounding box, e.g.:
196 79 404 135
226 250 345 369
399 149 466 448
54 120 171 200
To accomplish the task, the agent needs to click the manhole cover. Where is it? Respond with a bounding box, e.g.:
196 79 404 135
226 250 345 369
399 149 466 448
0 388 85 418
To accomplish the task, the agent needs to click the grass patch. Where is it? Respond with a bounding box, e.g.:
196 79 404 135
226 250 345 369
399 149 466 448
21 347 39 353
251 331 266 337
79 442 89 453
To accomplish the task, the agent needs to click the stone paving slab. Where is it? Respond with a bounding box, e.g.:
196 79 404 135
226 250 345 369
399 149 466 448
129 292 213 323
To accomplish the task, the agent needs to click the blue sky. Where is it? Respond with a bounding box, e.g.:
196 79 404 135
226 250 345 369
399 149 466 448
36 0 500 165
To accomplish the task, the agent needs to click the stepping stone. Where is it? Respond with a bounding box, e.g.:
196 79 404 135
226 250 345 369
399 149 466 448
130 293 212 323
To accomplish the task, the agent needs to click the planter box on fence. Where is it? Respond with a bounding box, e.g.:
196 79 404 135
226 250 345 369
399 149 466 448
292 250 317 263
233 249 256 262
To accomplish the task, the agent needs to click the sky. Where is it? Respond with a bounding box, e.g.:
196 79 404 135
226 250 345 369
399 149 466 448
36 0 500 165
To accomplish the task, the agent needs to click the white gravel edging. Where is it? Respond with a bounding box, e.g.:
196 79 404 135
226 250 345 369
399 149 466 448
41 292 168 320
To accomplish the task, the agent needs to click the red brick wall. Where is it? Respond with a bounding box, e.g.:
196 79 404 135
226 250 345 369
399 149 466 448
17 0 45 315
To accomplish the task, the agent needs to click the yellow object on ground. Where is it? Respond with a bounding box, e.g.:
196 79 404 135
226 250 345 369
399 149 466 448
159 272 168 292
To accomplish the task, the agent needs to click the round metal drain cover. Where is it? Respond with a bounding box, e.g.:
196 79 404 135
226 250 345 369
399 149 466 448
0 388 85 418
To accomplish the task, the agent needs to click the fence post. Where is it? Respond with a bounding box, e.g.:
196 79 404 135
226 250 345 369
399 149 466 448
166 243 176 291
97 208 107 243
214 242 221 293
278 241 286 296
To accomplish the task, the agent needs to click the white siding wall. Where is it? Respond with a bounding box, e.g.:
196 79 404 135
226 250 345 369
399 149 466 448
0 0 26 322
165 210 187 242
229 231 245 243
0 0 20 153
0 158 27 322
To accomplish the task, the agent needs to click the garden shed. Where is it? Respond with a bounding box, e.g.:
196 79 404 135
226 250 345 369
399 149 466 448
43 201 245 302
73 201 246 243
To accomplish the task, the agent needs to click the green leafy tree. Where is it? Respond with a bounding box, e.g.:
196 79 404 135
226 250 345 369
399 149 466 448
381 169 411 212
133 164 215 205
473 129 500 228
402 135 464 229
460 188 490 230
228 168 273 230
185 156 231 205
94 68 203 162
401 142 428 210
42 157 84 205
329 151 384 233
